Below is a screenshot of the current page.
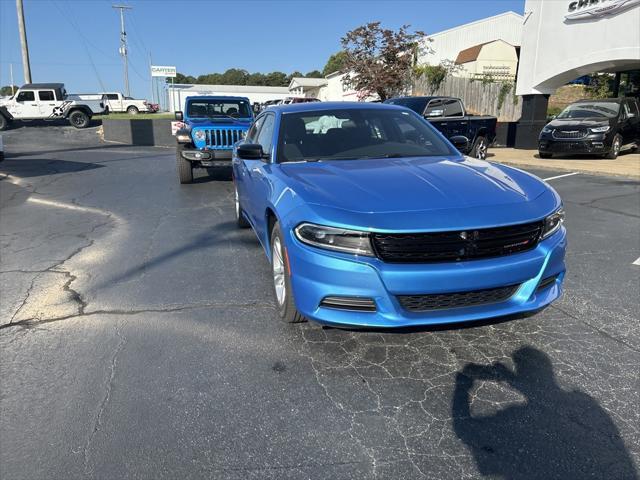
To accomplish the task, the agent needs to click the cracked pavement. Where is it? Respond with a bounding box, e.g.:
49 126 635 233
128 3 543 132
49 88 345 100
1 125 639 479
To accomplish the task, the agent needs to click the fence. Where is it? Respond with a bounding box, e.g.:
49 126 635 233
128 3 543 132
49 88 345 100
413 75 522 122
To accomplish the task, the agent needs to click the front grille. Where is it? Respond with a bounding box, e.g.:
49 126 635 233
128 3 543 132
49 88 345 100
398 284 519 312
552 128 587 139
371 221 543 264
204 128 245 148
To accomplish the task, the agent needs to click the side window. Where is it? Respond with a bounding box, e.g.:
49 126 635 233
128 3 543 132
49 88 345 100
256 114 275 154
245 116 265 143
38 90 55 101
107 94 119 100
424 99 444 118
443 99 464 117
625 101 638 117
16 91 35 102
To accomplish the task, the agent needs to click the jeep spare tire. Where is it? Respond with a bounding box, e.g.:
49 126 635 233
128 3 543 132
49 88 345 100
69 110 90 129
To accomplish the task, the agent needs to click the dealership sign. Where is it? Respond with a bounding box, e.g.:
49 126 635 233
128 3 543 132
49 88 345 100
566 0 640 20
151 65 177 77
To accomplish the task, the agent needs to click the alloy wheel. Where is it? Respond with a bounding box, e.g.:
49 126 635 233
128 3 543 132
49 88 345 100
272 237 286 306
476 139 487 160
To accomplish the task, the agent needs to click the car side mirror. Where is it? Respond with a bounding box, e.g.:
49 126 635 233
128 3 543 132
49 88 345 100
175 111 183 121
450 135 469 153
237 143 265 160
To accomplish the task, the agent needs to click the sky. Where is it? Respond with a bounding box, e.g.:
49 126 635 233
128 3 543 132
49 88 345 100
0 0 524 98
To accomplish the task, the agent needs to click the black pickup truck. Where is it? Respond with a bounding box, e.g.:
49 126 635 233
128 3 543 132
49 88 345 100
384 96 497 159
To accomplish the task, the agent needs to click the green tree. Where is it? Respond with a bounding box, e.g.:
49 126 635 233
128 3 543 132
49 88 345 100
322 51 347 76
341 23 425 101
265 71 288 86
305 70 323 78
0 85 18 96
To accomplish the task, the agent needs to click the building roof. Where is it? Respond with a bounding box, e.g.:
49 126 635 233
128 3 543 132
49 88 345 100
288 77 328 89
172 83 289 94
427 11 524 39
455 39 515 64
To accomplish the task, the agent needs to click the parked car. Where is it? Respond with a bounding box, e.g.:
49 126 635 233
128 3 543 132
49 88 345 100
384 96 497 159
0 83 106 130
77 92 153 114
538 97 639 159
281 97 321 104
232 102 566 328
174 96 253 183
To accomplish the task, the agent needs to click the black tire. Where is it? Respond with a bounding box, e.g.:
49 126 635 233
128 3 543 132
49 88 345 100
605 134 622 159
176 144 194 184
538 152 553 159
127 106 139 115
471 136 488 160
234 182 250 228
69 110 90 129
0 114 8 131
270 222 305 323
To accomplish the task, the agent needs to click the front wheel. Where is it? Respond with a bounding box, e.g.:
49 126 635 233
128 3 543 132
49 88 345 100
271 223 305 323
0 114 9 131
127 106 139 115
234 183 250 228
605 134 622 159
176 144 194 184
471 136 488 160
69 110 90 129
538 152 553 159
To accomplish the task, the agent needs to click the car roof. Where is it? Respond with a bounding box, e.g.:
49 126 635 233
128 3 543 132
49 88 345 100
268 101 409 114
186 96 250 101
386 96 459 101
21 83 64 90
573 97 632 104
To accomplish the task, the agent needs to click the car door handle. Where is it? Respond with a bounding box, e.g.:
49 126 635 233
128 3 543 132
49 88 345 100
31 103 37 106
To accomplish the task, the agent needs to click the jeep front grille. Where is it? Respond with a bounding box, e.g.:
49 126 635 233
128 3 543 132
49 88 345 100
204 128 245 149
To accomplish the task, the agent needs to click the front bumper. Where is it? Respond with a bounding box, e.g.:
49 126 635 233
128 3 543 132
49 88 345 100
181 148 232 166
286 228 566 328
538 133 612 155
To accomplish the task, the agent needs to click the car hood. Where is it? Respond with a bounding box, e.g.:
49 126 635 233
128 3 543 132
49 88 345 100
281 156 548 215
546 117 613 129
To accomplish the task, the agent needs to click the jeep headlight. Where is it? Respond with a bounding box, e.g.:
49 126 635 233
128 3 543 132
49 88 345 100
541 125 553 134
294 223 374 256
541 208 564 239
589 125 610 133
193 130 206 141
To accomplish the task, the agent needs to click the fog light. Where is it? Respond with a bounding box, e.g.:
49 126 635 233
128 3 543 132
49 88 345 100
320 296 376 312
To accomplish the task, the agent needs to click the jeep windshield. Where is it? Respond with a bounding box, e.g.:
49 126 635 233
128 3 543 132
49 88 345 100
278 107 455 163
187 100 251 119
557 102 620 119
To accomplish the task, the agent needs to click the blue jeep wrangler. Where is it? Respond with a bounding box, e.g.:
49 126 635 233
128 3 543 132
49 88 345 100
174 96 253 183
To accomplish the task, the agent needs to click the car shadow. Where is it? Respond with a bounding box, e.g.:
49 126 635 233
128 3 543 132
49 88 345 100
192 167 233 183
6 143 136 158
533 149 637 160
452 346 638 479
0 157 104 177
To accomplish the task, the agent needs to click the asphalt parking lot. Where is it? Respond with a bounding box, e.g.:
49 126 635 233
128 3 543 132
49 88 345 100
1 125 639 480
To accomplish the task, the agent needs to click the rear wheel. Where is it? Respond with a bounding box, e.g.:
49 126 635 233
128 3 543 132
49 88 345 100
176 144 194 184
271 222 305 323
471 136 488 160
538 152 553 159
0 114 8 131
127 106 139 115
69 110 90 129
234 183 250 228
605 134 622 159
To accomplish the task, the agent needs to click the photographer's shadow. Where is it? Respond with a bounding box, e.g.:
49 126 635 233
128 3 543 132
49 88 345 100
452 347 638 479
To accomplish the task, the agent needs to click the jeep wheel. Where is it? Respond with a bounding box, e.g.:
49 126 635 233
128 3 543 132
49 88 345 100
271 222 306 324
234 182 250 228
605 134 622 159
127 106 139 115
471 136 488 160
539 152 553 159
0 114 8 131
69 110 90 129
176 144 194 184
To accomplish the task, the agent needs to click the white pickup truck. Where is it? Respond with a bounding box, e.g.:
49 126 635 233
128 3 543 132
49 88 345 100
0 83 106 130
78 92 153 114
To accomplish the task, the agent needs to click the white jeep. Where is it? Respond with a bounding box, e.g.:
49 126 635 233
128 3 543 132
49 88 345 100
0 83 106 130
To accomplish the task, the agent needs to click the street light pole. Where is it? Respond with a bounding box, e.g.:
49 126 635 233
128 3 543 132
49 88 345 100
112 4 132 96
16 0 32 84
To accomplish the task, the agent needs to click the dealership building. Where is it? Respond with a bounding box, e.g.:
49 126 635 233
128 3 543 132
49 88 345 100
515 0 640 147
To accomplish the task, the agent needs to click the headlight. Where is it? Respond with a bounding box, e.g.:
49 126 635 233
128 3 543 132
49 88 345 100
294 223 374 256
194 130 206 141
541 126 553 134
541 208 564 239
176 133 191 142
590 126 610 133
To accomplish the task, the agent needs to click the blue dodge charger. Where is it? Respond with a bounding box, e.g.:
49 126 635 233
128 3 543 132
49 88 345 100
232 102 566 328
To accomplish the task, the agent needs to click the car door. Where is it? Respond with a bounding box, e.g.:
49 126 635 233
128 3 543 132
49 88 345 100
37 90 57 117
441 98 467 138
9 90 39 118
244 113 276 240
620 100 639 145
235 115 265 222
106 94 120 112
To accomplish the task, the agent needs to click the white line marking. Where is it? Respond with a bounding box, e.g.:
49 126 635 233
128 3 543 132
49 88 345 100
633 257 640 266
543 172 580 181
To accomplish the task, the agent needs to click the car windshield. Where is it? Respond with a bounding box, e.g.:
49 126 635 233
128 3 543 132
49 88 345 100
383 97 429 114
557 102 620 119
187 99 251 118
278 107 455 163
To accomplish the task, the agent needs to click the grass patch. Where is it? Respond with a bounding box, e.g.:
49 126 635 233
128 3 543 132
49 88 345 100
95 113 174 120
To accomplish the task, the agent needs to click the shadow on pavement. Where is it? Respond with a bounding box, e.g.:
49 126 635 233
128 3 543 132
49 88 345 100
6 143 137 158
0 158 104 177
452 346 638 479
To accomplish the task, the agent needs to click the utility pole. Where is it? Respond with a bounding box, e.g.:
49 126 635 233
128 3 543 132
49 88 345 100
10 64 16 94
112 4 132 96
16 0 32 84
